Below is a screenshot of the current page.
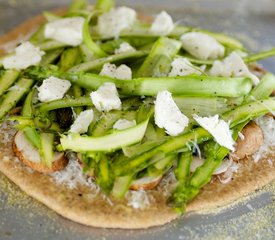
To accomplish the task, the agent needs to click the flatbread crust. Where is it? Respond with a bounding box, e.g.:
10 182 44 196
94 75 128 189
0 12 274 229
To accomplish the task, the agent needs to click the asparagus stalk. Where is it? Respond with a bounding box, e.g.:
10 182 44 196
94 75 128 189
40 48 64 66
59 118 149 152
0 69 20 96
137 37 182 77
59 47 81 71
91 110 136 137
244 73 275 102
36 97 93 112
243 48 275 62
26 67 252 97
83 15 107 58
69 0 87 12
0 78 34 120
69 50 148 72
95 154 114 194
40 132 55 167
114 128 211 176
173 96 229 117
223 98 275 127
112 175 133 198
21 90 41 149
95 0 114 12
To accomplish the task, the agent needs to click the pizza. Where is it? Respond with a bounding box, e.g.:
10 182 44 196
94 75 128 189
0 0 274 229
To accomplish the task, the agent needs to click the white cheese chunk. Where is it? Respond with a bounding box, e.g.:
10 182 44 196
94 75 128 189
38 76 71 102
100 63 132 80
70 109 94 134
169 57 202 77
97 7 136 38
150 11 174 36
180 32 225 60
209 51 260 85
113 119 136 130
44 17 85 46
114 42 136 54
90 82 121 112
154 90 189 136
3 42 44 70
193 114 235 150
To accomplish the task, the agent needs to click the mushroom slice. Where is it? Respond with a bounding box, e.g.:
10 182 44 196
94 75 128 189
13 131 68 173
232 122 264 160
130 174 162 191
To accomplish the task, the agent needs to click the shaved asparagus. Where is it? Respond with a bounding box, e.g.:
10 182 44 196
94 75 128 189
36 97 93 112
59 119 149 152
0 78 34 120
0 69 20 96
137 37 182 77
26 67 252 97
69 50 148 72
96 0 114 12
114 128 211 176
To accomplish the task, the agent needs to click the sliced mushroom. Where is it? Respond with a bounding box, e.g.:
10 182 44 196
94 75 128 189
190 156 232 175
232 121 264 160
13 131 68 173
130 174 162 191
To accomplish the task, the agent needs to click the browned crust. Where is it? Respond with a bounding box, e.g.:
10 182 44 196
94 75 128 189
0 10 274 229
13 131 68 174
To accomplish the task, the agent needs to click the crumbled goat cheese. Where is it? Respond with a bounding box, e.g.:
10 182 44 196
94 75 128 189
37 76 71 102
180 32 225 60
209 52 259 85
69 109 94 134
90 82 121 112
44 17 85 46
114 42 136 54
100 63 132 80
190 156 232 175
150 11 174 36
126 190 154 209
169 57 202 77
253 115 275 162
193 114 235 150
97 7 136 38
113 119 136 130
3 41 44 70
154 90 189 136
